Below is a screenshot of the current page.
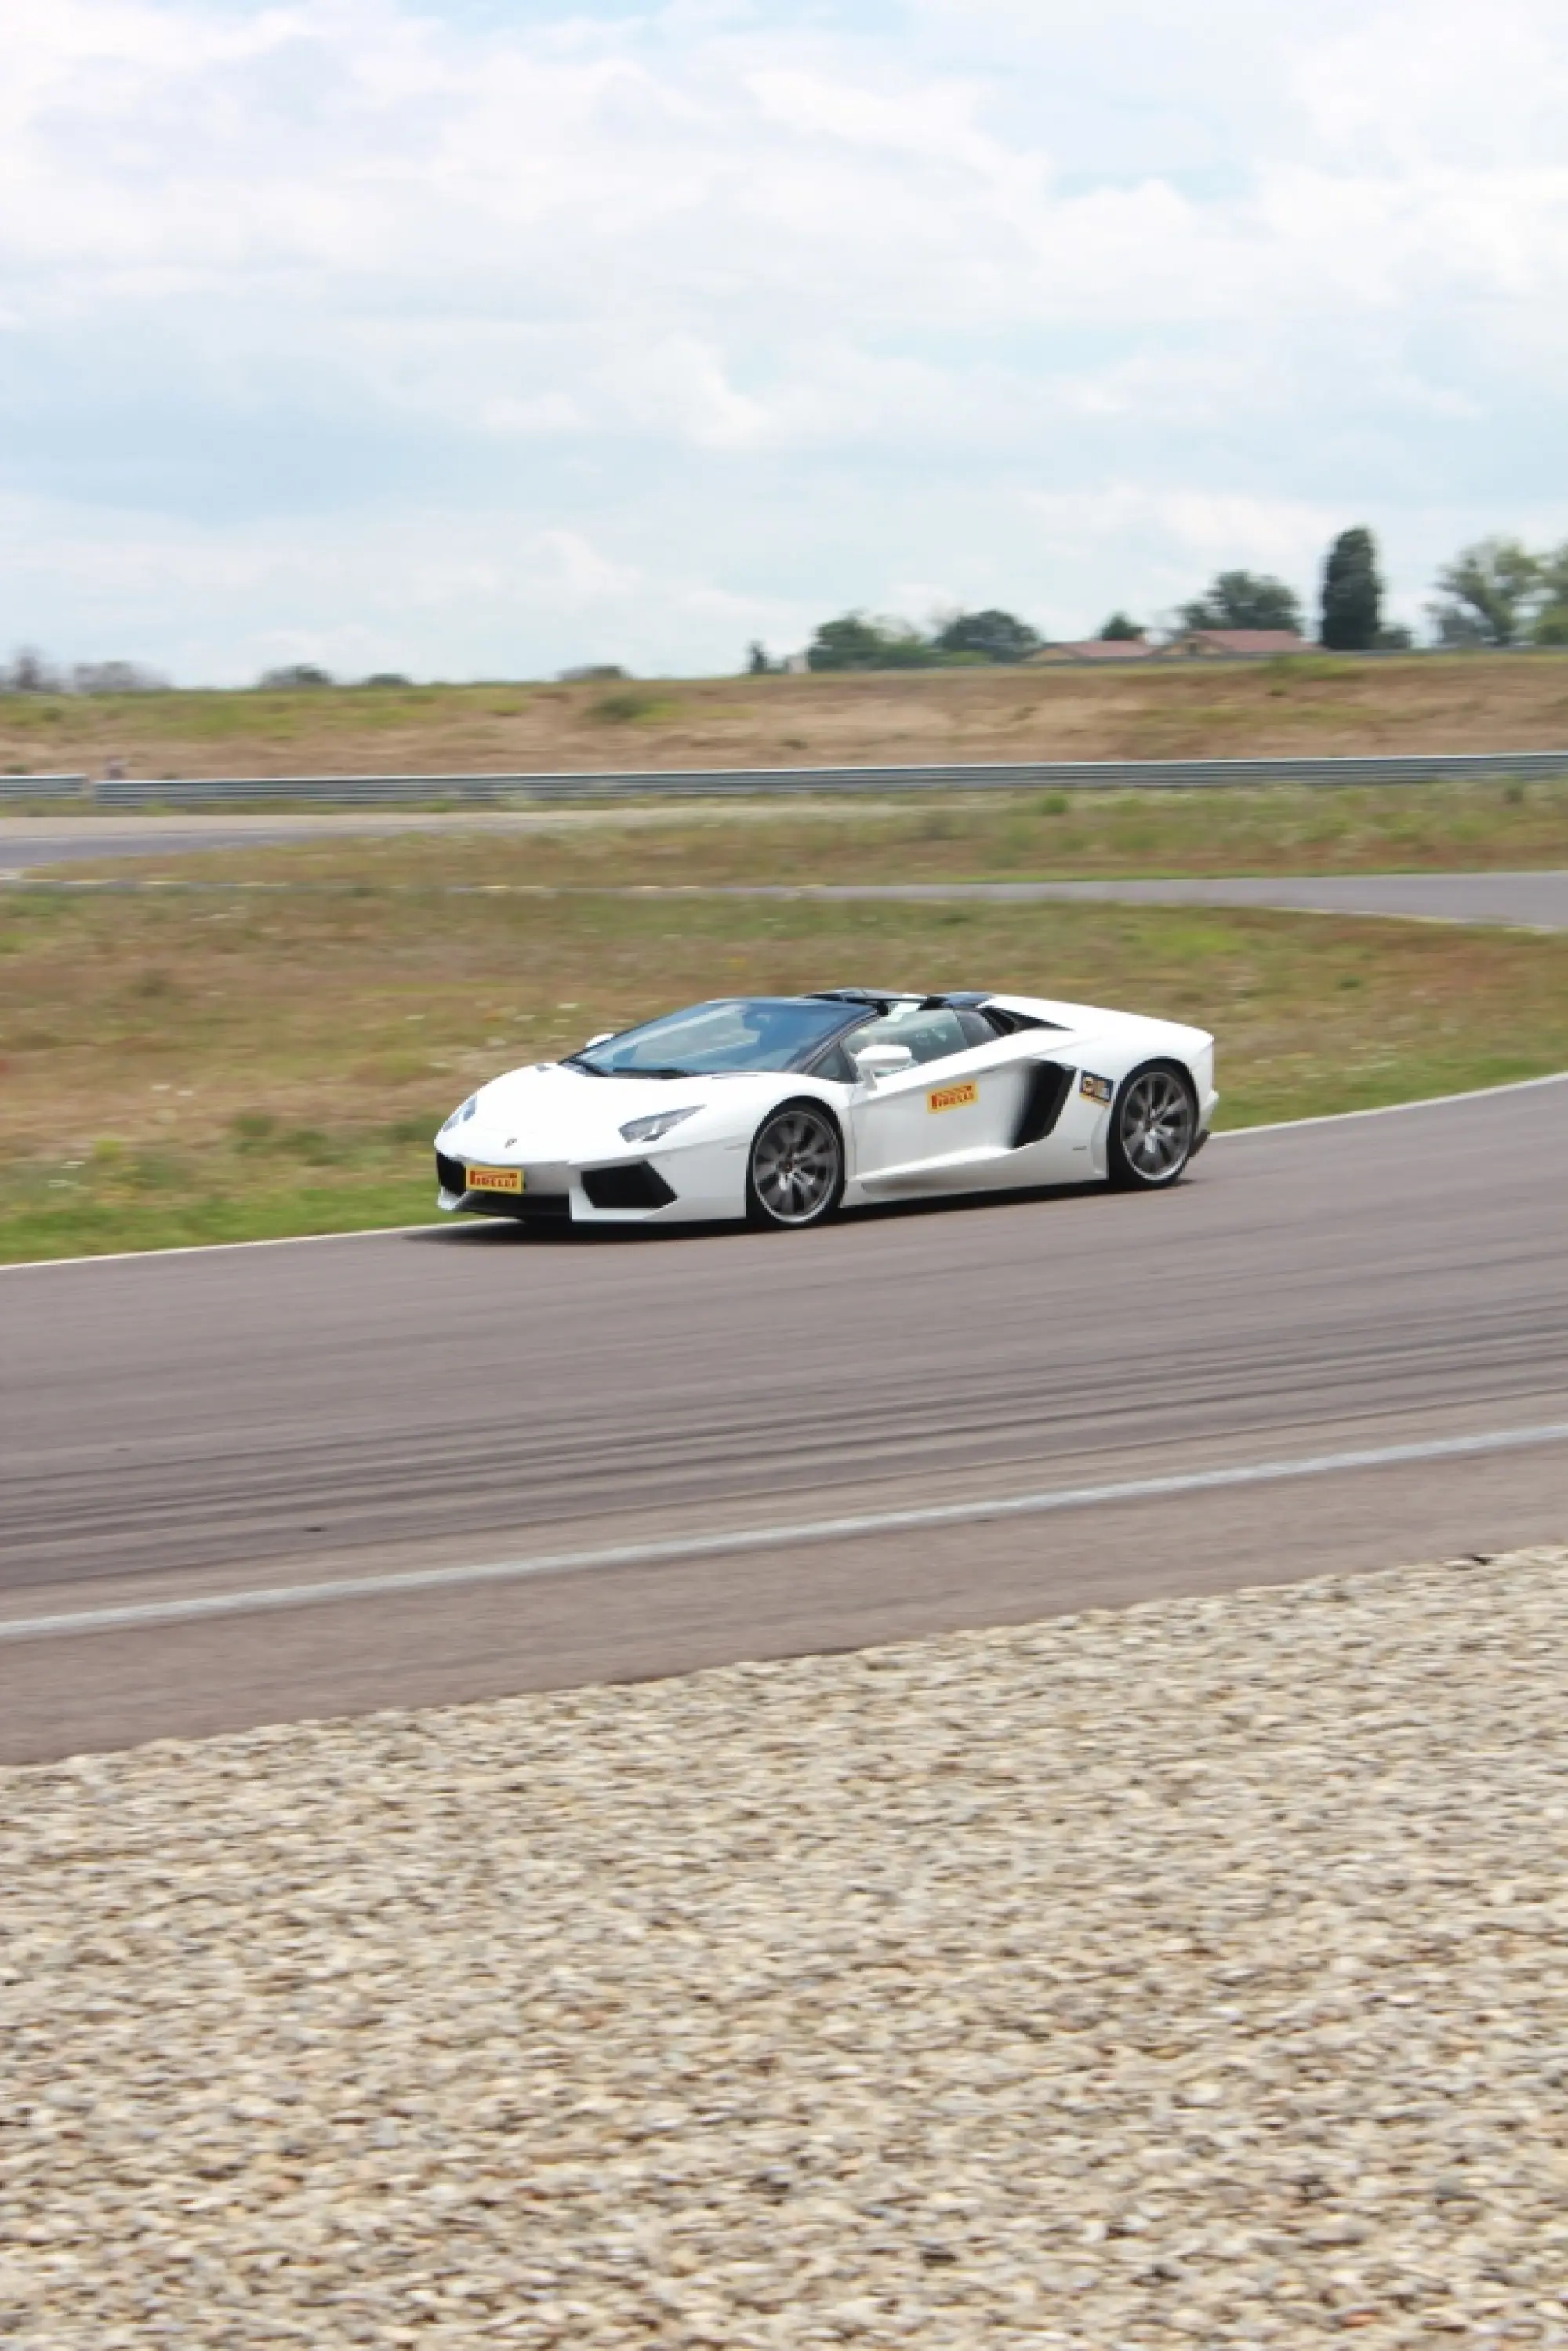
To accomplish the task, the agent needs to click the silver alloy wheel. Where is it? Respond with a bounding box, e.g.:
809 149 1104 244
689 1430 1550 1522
750 1105 842 1226
1116 1066 1194 1183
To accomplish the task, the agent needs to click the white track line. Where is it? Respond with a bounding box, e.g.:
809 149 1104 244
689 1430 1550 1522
0 1222 447 1274
5 1421 1566 1644
1211 1066 1568 1137
3 1065 1565 1276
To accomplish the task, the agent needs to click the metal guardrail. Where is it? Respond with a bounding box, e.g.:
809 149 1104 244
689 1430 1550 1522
2 750 1566 810
89 750 1568 806
0 776 89 802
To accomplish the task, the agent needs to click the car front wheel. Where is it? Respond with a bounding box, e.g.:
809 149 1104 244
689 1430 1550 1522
1107 1061 1197 1190
746 1101 844 1229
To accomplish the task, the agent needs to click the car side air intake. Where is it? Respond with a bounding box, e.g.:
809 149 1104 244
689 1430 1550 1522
1011 1062 1075 1150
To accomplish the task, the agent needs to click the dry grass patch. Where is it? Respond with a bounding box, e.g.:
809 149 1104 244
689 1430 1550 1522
6 652 1568 783
3 879 1566 1259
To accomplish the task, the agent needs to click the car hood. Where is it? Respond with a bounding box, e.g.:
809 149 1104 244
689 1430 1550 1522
440 1063 767 1158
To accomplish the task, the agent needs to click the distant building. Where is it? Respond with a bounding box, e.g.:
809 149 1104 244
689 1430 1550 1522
1163 629 1307 659
1028 638 1157 665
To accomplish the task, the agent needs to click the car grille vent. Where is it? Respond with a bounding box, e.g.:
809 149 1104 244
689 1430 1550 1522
435 1150 466 1192
582 1161 677 1211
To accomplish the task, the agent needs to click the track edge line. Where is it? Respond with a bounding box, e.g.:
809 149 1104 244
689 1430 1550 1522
5 1419 1566 1644
4 1068 1565 1274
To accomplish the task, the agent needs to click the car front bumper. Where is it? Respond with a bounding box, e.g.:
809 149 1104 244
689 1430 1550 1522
434 1135 750 1224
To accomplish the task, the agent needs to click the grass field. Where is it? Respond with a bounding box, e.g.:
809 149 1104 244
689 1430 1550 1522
5 650 1568 784
4 860 1566 1263
57 775 1568 889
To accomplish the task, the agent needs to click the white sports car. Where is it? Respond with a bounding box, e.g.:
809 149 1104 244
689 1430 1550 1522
434 987 1216 1231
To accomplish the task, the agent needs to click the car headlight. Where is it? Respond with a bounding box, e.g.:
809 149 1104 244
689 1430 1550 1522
619 1106 699 1146
440 1095 480 1134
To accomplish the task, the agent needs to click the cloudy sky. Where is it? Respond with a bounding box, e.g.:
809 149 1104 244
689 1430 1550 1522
3 0 1566 681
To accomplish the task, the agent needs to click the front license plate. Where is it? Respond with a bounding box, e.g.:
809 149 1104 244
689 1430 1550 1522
466 1165 524 1194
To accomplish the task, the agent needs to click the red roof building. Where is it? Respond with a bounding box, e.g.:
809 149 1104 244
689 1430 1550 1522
1166 629 1307 658
1029 638 1156 664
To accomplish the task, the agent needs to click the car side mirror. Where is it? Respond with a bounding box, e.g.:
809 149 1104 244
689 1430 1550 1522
853 1043 915 1085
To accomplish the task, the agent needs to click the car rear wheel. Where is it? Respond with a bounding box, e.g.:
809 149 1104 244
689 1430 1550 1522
1107 1061 1197 1190
746 1101 844 1229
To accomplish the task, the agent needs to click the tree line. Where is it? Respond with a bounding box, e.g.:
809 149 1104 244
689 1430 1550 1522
5 529 1567 695
752 529 1568 673
0 652 170 695
0 656 413 696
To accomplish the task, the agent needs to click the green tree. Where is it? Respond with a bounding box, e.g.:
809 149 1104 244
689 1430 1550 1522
746 641 774 675
1098 611 1143 641
258 662 334 689
1427 538 1542 647
1319 527 1382 650
1531 543 1568 645
806 613 935 671
931 609 1041 664
1428 605 1489 649
71 660 168 693
1179 571 1304 634
2 645 62 693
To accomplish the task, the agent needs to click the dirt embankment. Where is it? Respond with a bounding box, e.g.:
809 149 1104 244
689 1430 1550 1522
5 652 1567 781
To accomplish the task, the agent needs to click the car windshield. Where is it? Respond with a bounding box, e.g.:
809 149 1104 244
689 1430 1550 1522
568 997 858 1077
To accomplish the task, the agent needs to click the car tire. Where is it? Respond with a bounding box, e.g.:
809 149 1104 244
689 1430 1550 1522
746 1100 845 1230
1106 1059 1198 1190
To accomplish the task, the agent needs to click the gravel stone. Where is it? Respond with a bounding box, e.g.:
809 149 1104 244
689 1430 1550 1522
3 1547 1567 2348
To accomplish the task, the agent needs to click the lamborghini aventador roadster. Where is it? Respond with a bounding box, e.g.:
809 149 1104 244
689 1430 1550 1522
434 986 1216 1231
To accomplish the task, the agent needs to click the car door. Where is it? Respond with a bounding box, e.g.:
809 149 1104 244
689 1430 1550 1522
847 1008 1028 1189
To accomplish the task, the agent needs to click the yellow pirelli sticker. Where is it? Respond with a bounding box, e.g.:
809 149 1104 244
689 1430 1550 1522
466 1165 524 1194
928 1079 979 1114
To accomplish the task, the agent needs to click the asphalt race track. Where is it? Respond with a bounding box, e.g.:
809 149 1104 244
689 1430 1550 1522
0 812 659 870
3 819 1567 930
750 873 1568 928
3 1080 1566 1761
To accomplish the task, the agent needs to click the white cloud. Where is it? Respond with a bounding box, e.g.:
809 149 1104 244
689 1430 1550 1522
0 0 1565 676
1020 486 1341 626
1295 0 1568 169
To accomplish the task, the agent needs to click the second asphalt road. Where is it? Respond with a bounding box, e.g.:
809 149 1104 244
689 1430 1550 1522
5 817 1568 930
3 1079 1566 1761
